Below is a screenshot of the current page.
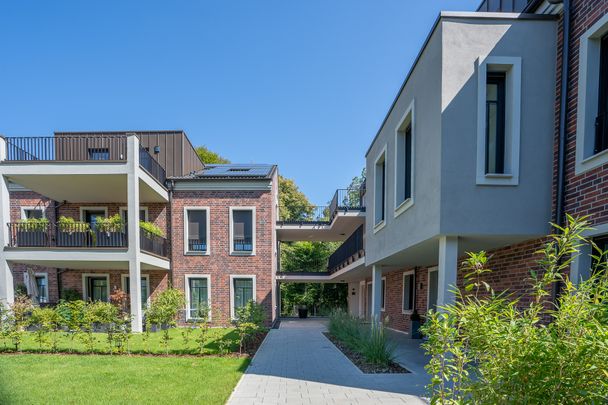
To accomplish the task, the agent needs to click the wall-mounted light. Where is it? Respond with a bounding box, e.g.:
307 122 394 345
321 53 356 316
153 145 161 154
351 288 356 296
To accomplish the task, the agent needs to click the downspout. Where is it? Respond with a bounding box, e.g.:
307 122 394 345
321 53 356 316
552 0 571 301
166 180 175 287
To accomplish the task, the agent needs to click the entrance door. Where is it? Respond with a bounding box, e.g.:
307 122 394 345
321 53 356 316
428 268 438 311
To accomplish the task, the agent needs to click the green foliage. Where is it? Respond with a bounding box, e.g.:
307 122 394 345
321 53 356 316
195 145 230 164
328 309 395 366
278 175 314 221
18 217 49 230
57 216 90 232
29 307 61 351
146 288 185 354
421 215 608 404
96 214 124 233
55 300 86 352
139 220 165 237
60 288 81 302
234 301 266 327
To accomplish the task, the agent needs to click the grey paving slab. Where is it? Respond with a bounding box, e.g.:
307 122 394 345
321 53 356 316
227 318 429 405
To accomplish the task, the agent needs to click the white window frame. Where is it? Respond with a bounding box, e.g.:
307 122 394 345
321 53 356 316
183 207 211 255
20 206 46 220
28 272 49 303
120 274 151 308
82 273 110 302
475 56 522 186
229 274 256 319
380 276 386 312
576 13 608 174
394 99 415 217
229 207 256 256
427 267 438 311
373 146 387 233
184 274 212 321
79 206 108 222
119 206 149 222
402 270 416 315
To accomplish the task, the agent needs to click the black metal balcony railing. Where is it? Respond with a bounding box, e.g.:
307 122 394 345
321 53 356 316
327 224 364 273
278 186 366 225
233 237 253 252
139 144 167 185
7 222 128 248
140 229 168 257
187 238 207 253
4 136 128 162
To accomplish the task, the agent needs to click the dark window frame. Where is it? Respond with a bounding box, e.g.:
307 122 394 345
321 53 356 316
595 33 608 155
232 209 253 252
404 124 412 201
186 209 208 253
86 276 108 302
485 72 507 174
188 277 209 318
402 272 415 312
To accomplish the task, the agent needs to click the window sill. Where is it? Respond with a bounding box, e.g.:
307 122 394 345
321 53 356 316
185 251 209 256
230 252 256 256
394 198 414 218
402 309 414 315
577 147 608 175
373 220 386 234
476 172 518 186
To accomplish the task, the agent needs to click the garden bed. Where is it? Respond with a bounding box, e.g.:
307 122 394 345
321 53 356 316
323 332 409 374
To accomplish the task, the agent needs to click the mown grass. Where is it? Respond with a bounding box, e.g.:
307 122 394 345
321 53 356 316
0 354 249 404
0 327 240 355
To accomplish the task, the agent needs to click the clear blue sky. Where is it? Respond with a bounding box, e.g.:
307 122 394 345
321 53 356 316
0 0 479 205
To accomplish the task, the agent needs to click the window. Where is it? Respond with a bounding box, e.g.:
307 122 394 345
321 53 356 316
230 208 255 254
120 207 148 223
395 100 415 214
595 34 608 155
380 277 386 312
80 207 108 230
575 14 608 173
35 274 48 303
486 72 506 174
184 208 209 254
83 275 109 302
402 271 415 313
88 148 110 160
374 148 386 228
428 268 438 312
230 276 255 318
21 207 44 219
121 275 150 309
185 275 210 320
476 56 521 185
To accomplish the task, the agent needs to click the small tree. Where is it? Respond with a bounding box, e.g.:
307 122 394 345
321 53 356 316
146 288 185 354
29 307 60 351
192 304 211 355
55 300 86 352
421 215 608 403
8 294 33 351
234 301 266 354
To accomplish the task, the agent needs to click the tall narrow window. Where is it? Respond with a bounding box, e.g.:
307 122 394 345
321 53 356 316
396 108 414 210
35 275 48 303
231 209 254 253
186 209 208 253
85 276 108 302
232 277 255 318
402 272 415 313
486 72 506 174
188 277 209 319
381 278 386 311
595 34 608 155
374 151 386 226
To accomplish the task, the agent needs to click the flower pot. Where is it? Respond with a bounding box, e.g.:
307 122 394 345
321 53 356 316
57 231 91 247
94 230 126 247
16 230 48 247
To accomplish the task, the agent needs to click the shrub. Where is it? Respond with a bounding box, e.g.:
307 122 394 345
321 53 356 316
29 307 60 351
139 221 165 237
55 300 86 352
421 215 608 404
18 217 49 231
57 216 90 232
146 288 185 354
359 320 395 366
234 300 266 327
96 214 124 233
60 288 81 302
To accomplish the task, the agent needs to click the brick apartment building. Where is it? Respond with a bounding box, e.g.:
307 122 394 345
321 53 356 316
1 0 607 337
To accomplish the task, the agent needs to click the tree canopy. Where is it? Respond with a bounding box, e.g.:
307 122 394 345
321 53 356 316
195 146 230 164
278 175 314 221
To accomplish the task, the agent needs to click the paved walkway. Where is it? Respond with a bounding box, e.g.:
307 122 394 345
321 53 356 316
227 318 429 404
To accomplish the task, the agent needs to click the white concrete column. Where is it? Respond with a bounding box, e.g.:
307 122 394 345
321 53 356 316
127 135 143 332
438 236 458 308
0 137 13 307
371 265 382 322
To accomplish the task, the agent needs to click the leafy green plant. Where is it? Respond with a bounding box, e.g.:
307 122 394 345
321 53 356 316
60 288 81 302
139 221 165 237
146 288 185 354
234 301 265 327
7 295 33 351
192 304 211 354
29 307 61 351
55 300 86 352
57 216 90 232
96 214 124 234
18 217 49 231
359 319 395 366
421 215 608 404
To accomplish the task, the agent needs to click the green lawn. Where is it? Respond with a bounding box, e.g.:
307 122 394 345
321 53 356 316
1 327 240 355
0 354 249 404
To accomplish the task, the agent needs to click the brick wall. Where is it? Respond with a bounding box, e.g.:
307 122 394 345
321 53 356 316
59 269 168 300
171 189 276 326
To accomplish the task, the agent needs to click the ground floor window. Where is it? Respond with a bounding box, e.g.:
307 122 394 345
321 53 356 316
84 275 109 302
35 274 48 303
428 268 438 312
231 276 255 318
186 276 210 319
121 275 150 309
381 277 386 311
402 271 415 313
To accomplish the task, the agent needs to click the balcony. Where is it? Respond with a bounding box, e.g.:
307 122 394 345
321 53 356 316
7 222 128 249
140 228 168 257
276 186 366 242
1 135 168 203
327 224 364 273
